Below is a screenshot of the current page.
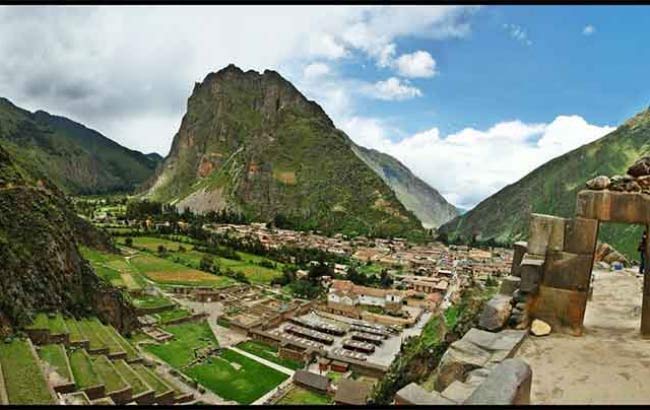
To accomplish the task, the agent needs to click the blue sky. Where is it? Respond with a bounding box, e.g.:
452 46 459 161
1 5 647 209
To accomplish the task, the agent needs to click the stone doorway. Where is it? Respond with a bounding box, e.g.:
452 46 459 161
514 189 650 337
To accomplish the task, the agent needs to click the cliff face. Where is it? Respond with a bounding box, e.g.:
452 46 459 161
146 64 426 239
0 97 161 195
0 145 137 335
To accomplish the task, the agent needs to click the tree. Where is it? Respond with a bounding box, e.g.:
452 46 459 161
124 237 133 247
380 269 394 289
199 254 214 273
157 245 167 255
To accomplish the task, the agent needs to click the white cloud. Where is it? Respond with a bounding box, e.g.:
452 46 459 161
395 51 437 78
583 24 596 36
364 77 422 101
342 115 614 210
303 62 331 80
503 23 532 46
0 6 476 155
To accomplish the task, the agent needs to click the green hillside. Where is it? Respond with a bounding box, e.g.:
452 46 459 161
0 97 160 195
439 108 650 259
146 64 427 240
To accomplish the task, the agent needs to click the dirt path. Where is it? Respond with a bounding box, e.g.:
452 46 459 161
227 346 295 376
516 269 650 404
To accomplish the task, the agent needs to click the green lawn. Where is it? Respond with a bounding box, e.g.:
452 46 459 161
69 349 103 389
235 340 303 370
131 363 175 396
92 355 128 393
132 294 174 309
185 349 289 404
80 246 142 289
155 307 192 324
113 360 150 395
129 254 235 287
0 339 54 404
277 385 332 405
327 371 344 384
145 321 217 368
27 312 69 334
37 344 72 381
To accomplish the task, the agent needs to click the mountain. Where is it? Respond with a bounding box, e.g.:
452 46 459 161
439 108 650 258
145 64 427 240
0 97 161 195
0 144 137 335
352 145 458 228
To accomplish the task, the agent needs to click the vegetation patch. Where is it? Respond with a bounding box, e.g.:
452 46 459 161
91 355 128 393
38 344 72 381
113 360 150 395
0 339 54 404
68 349 102 389
145 321 217 368
276 385 332 405
27 312 68 334
131 363 174 396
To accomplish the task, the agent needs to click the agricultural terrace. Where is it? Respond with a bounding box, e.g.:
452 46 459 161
277 385 332 405
69 349 102 390
131 294 175 310
235 340 303 370
0 339 55 405
145 321 217 368
131 363 175 397
127 236 284 284
154 307 192 324
185 349 289 404
129 254 235 287
92 355 128 393
80 246 144 290
26 312 68 334
37 344 73 382
113 360 150 396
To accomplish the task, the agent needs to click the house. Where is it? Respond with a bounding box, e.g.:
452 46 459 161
333 379 372 405
327 280 404 313
293 370 331 394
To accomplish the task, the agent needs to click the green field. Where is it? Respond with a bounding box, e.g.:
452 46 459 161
130 236 283 284
38 344 73 381
27 312 69 334
64 318 86 344
155 307 192 324
129 254 235 287
185 349 289 404
132 294 174 310
69 349 103 389
80 246 144 289
235 340 303 370
145 321 217 368
277 385 332 405
0 339 54 404
92 355 128 393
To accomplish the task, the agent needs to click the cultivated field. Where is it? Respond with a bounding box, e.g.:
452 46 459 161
129 254 235 287
0 339 54 405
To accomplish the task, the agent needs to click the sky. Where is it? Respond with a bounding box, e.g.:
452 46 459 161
1 5 649 210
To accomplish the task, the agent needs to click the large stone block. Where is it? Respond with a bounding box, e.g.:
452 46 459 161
564 217 599 255
542 251 593 291
434 339 492 391
576 190 650 224
519 257 544 294
529 285 588 336
441 380 476 403
478 295 513 332
511 241 528 276
463 328 527 354
464 359 532 405
499 275 521 296
528 214 566 256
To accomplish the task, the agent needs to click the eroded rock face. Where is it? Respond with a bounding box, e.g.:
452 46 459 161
478 295 513 332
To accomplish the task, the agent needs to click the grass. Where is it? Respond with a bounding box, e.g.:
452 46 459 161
80 246 142 289
91 355 128 393
0 339 54 404
38 344 72 381
113 360 151 395
131 363 175 396
68 349 103 389
27 312 69 334
106 326 140 361
130 254 235 287
155 307 192 324
145 321 217 368
131 236 284 284
185 349 289 404
277 385 332 405
64 318 86 344
132 294 174 310
327 371 344 384
75 319 109 352
235 340 303 370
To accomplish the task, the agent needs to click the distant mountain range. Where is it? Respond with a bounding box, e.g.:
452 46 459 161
144 64 457 237
0 98 161 195
439 108 650 258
